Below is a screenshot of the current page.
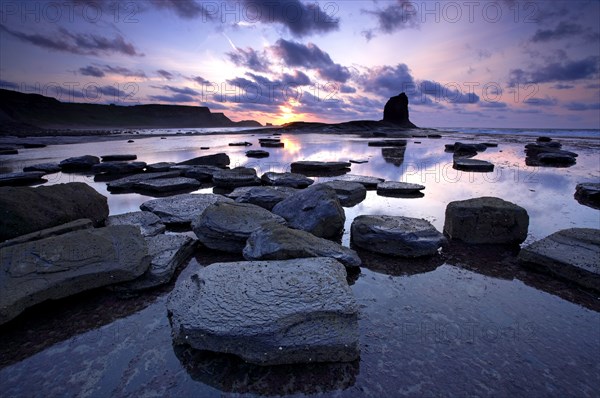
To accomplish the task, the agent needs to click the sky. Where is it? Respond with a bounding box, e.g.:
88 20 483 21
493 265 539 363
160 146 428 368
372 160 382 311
0 0 599 128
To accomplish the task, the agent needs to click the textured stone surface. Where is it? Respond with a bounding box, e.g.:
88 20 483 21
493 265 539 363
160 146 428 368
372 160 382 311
519 228 600 291
0 225 150 325
272 184 345 239
91 161 146 175
261 172 314 188
377 181 425 195
291 161 351 174
244 224 361 268
106 211 166 237
319 181 366 207
59 155 100 171
213 167 261 189
0 182 108 242
351 215 445 257
574 183 600 209
23 163 61 173
178 153 230 167
107 171 182 191
234 186 296 210
0 219 93 249
325 174 384 189
192 202 286 253
178 165 222 182
133 177 201 193
114 234 196 291
0 171 46 186
443 197 529 244
167 258 359 365
453 158 495 172
140 193 232 225
146 162 176 172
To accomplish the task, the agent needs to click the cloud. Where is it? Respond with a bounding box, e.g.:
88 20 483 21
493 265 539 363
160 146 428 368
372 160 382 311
152 85 199 96
79 66 105 77
523 96 558 106
358 64 415 97
340 85 356 93
0 24 143 56
508 56 599 87
189 75 211 85
531 21 599 43
361 0 419 40
565 102 600 111
157 69 174 80
0 79 18 89
281 70 312 86
272 39 350 82
149 93 196 103
79 64 146 78
552 83 574 90
419 80 480 104
148 0 212 19
479 101 508 109
227 47 271 72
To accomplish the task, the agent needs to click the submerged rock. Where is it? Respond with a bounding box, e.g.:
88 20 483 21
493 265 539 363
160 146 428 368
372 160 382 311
519 228 600 291
59 155 100 171
0 225 150 325
574 183 600 209
0 171 46 187
213 167 261 189
106 211 166 237
235 186 297 210
319 181 367 207
167 258 359 365
443 197 529 244
453 158 494 172
351 215 445 257
178 153 230 168
192 202 286 253
272 184 345 239
140 193 233 226
0 182 108 242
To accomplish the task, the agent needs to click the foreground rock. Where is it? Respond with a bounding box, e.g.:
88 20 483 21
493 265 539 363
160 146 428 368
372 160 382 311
291 161 351 176
0 225 150 325
178 165 222 182
351 215 445 257
235 186 297 210
59 155 100 171
213 167 261 189
0 171 46 186
453 158 494 172
0 219 93 249
133 177 201 193
140 193 233 226
178 153 230 168
192 202 286 253
146 162 176 172
261 172 314 188
443 197 529 244
319 181 366 207
0 182 108 242
107 171 182 191
377 181 425 196
272 185 345 239
114 234 196 292
23 163 61 173
106 211 166 237
167 258 359 365
244 224 361 268
519 228 600 291
574 183 600 209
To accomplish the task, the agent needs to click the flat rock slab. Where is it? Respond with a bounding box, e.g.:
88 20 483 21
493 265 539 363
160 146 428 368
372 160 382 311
0 182 108 242
134 177 201 193
178 165 222 182
319 181 366 207
575 183 600 209
261 172 314 188
107 171 182 191
101 154 137 161
229 142 252 146
519 228 600 291
140 193 233 225
0 171 46 187
146 162 176 172
226 186 297 199
178 153 230 167
91 161 147 175
367 140 407 147
260 142 284 148
325 174 384 189
291 161 351 176
377 181 425 196
192 202 286 253
444 196 529 244
244 224 361 268
0 219 93 249
0 149 18 155
246 150 269 158
537 152 576 166
453 158 494 172
272 184 345 240
351 215 445 257
114 234 196 292
213 168 261 189
235 186 297 210
167 258 359 365
59 155 100 171
106 211 166 237
0 225 150 325
23 163 61 173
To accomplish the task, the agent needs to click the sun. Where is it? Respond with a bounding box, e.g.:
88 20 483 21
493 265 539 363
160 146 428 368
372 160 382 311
273 99 306 125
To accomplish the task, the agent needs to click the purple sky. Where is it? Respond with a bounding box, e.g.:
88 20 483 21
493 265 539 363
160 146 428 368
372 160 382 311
1 0 599 128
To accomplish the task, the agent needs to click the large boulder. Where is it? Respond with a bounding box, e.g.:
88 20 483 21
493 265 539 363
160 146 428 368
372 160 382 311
519 228 599 291
574 183 600 209
0 183 108 242
0 225 150 325
382 92 417 127
192 202 286 253
272 185 346 240
443 197 529 244
140 193 233 226
106 211 166 237
261 172 314 188
244 224 361 268
351 215 445 257
167 258 359 365
178 153 230 167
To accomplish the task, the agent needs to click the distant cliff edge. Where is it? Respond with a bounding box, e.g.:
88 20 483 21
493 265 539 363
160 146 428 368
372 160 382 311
0 89 261 135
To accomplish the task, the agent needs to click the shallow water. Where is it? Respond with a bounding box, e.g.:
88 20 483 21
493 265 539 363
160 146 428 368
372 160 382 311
0 131 599 396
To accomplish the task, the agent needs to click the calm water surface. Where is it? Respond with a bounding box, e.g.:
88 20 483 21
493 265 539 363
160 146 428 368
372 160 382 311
0 131 598 396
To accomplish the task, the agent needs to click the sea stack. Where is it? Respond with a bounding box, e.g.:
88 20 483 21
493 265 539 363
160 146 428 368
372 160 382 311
383 92 417 128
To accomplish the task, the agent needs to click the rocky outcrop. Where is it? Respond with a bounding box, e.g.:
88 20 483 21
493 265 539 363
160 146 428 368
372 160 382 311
575 183 600 209
382 92 417 127
192 202 286 253
140 193 233 226
272 185 346 240
0 225 150 325
443 197 529 244
524 141 578 167
167 258 359 365
351 215 445 257
244 224 361 268
106 211 166 237
0 182 108 242
519 228 599 291
178 153 230 168
261 172 314 188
